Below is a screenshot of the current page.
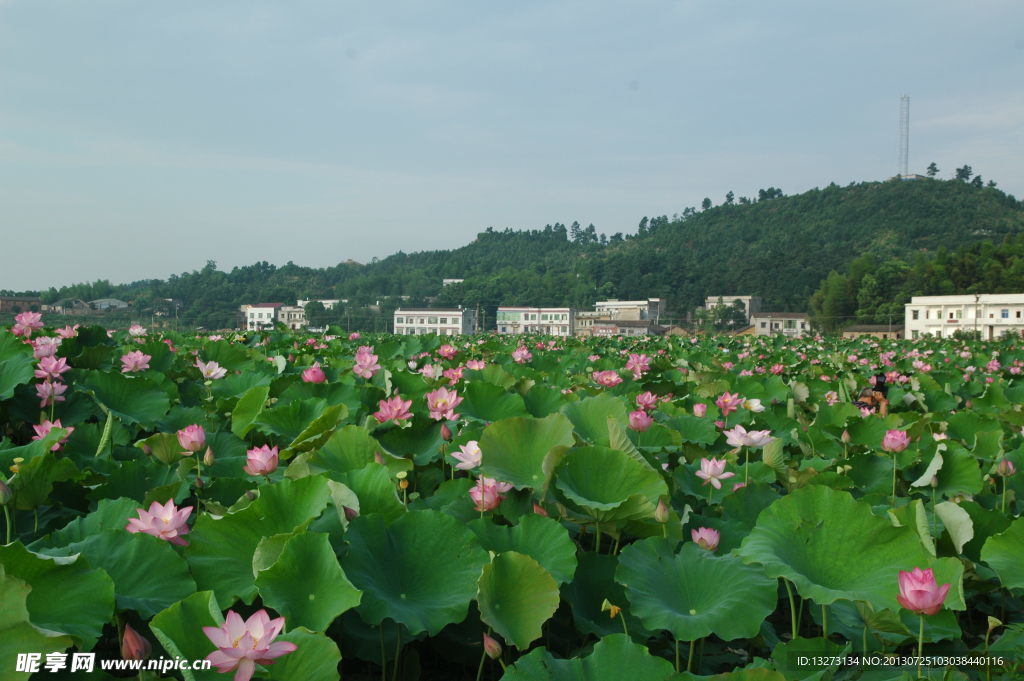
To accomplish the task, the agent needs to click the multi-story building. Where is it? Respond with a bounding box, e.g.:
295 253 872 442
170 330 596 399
393 308 476 335
296 299 344 310
241 303 284 330
278 305 306 330
495 307 574 336
704 295 762 324
904 294 1024 340
750 312 810 337
594 298 664 323
591 320 666 337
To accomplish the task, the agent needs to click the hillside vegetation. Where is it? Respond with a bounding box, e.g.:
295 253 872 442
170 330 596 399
25 176 1024 329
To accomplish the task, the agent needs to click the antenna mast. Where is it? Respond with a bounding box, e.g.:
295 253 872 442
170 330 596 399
898 94 910 177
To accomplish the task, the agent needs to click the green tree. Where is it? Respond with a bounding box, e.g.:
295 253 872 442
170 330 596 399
926 162 939 177
701 197 712 210
955 165 973 181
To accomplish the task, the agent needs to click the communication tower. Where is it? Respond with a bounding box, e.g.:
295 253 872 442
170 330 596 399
897 94 910 177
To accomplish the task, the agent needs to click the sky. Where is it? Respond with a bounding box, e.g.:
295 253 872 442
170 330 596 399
1 0 1022 291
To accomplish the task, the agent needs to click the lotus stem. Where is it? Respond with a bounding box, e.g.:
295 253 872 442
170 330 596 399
618 611 629 638
474 650 486 681
891 453 897 506
379 627 386 681
744 447 749 485
3 505 11 545
594 522 600 553
862 624 868 655
822 604 828 640
784 579 798 640
1002 478 1008 514
687 640 696 673
917 614 925 679
674 639 679 672
393 625 402 681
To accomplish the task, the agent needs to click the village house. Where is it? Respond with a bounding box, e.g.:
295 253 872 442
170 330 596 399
496 307 574 336
904 293 1024 340
750 312 811 337
842 324 904 340
393 308 476 335
704 295 762 324
241 303 284 330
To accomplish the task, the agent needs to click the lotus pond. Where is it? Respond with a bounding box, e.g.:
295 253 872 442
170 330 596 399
1 315 1022 680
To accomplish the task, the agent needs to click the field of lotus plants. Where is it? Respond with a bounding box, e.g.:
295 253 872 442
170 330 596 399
1 311 1022 680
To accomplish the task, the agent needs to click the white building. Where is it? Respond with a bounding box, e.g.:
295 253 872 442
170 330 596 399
594 298 664 323
241 303 284 330
904 294 1024 340
442 278 465 287
394 308 476 335
704 295 762 324
278 305 306 330
750 312 810 337
296 299 344 310
496 307 574 336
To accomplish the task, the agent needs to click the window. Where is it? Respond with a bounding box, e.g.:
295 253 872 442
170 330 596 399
912 310 919 320
760 322 766 328
912 330 919 339
784 320 796 329
1001 309 1009 319
440 317 448 324
1017 311 1022 318
924 310 929 319
395 317 404 324
428 317 438 324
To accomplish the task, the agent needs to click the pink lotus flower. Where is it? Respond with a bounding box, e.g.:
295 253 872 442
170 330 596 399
31 336 61 359
128 324 147 337
203 609 297 681
125 500 193 546
693 403 708 417
881 429 910 453
625 353 651 380
196 359 227 380
34 355 71 381
31 419 74 451
348 332 361 340
466 359 485 370
997 458 1016 477
897 567 951 616
636 391 658 411
302 363 327 383
696 457 735 489
121 623 152 661
470 477 513 511
55 324 79 339
512 346 532 364
443 366 464 385
769 363 785 375
437 344 457 359
177 425 206 455
592 370 623 388
824 390 839 405
35 380 67 408
691 527 720 551
452 440 482 470
121 350 152 373
588 354 600 362
243 445 279 476
715 392 744 417
12 311 43 338
425 387 463 421
373 395 413 425
731 481 748 492
628 410 654 432
724 424 774 448
353 347 380 379
482 632 502 660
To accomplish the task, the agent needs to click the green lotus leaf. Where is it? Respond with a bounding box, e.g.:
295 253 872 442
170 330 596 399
79 370 172 426
523 383 566 417
253 398 329 442
771 637 851 681
667 414 720 446
467 513 577 585
934 501 973 554
150 591 225 681
266 627 341 681
231 384 270 438
500 634 677 680
460 381 529 421
302 425 386 476
0 352 34 400
616 538 777 641
335 463 405 521
477 551 560 649
555 446 667 522
0 569 74 681
561 552 651 639
212 370 273 400
42 529 195 619
479 413 576 492
255 532 361 631
30 497 140 550
561 394 629 446
341 510 489 636
0 542 114 649
185 475 331 604
7 450 78 510
932 443 983 498
737 486 965 611
981 516 1024 591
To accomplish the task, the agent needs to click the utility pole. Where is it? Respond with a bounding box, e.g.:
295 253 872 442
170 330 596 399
476 301 481 334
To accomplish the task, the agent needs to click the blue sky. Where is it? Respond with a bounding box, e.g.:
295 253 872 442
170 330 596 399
1 0 1021 290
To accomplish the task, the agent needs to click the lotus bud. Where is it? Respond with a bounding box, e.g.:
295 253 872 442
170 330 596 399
930 475 939 488
997 458 1016 477
0 480 12 505
374 452 385 465
840 429 851 444
120 624 152 661
440 422 453 442
532 503 548 517
600 599 621 619
482 632 502 660
244 490 257 501
343 506 359 521
203 448 216 466
654 498 670 523
194 477 205 489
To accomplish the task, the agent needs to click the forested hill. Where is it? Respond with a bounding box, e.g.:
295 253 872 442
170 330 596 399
28 176 1024 328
